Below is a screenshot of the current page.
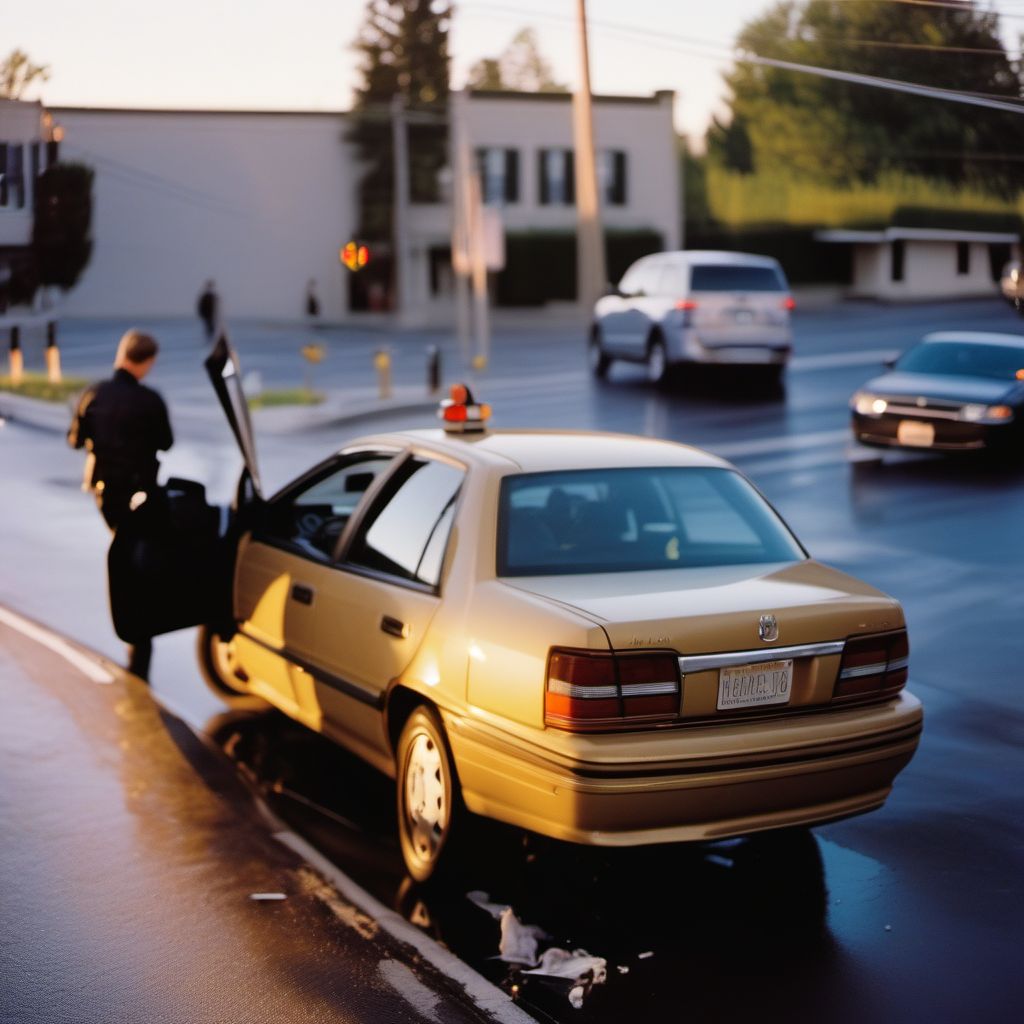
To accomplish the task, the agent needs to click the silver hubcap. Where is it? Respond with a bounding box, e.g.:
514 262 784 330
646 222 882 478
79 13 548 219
404 733 448 865
647 343 666 382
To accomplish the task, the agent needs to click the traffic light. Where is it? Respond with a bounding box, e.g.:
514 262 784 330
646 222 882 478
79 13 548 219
340 241 370 272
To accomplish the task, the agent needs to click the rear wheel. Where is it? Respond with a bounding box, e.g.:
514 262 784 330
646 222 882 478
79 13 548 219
396 705 462 882
196 624 250 698
588 329 611 378
646 334 669 385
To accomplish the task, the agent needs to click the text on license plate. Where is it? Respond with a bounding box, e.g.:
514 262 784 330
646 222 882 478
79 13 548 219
897 420 935 447
718 659 794 710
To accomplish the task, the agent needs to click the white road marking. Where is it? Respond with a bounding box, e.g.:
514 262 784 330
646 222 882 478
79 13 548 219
790 349 898 371
0 605 115 684
274 830 536 1024
379 959 443 1024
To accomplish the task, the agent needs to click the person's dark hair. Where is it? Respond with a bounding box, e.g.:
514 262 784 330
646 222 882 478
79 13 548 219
120 329 159 364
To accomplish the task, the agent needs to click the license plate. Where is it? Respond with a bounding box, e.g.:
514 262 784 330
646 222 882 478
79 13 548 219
718 659 793 710
732 309 755 323
897 420 935 447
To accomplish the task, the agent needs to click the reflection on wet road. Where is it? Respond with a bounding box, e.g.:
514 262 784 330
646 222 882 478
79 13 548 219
3 299 1024 1021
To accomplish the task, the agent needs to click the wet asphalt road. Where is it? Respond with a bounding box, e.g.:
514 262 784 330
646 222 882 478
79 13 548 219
1 298 1023 1021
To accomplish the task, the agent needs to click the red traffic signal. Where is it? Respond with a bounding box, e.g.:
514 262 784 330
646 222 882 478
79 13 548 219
341 241 370 271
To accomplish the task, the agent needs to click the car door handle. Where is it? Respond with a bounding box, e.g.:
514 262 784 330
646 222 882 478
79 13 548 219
290 583 315 606
380 615 409 639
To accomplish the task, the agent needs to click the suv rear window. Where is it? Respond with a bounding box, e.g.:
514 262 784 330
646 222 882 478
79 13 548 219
690 265 786 292
498 467 804 576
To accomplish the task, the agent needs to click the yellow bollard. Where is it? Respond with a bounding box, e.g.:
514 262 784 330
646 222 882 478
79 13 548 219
8 327 23 386
374 349 392 399
46 321 62 384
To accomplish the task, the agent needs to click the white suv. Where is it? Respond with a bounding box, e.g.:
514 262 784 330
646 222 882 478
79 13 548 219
590 250 794 384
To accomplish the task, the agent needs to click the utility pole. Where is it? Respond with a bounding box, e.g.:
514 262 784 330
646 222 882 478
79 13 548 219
573 0 607 314
391 94 413 321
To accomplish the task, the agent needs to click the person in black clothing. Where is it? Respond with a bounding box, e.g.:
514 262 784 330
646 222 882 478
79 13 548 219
68 329 173 678
196 279 219 342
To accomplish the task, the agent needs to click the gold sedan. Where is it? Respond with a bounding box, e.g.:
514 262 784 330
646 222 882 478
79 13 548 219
111 343 922 881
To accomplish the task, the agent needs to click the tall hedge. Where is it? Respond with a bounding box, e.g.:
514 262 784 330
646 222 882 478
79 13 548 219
32 162 94 291
495 229 663 306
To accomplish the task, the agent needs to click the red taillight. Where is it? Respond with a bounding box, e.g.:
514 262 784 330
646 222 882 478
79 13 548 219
834 630 909 701
782 296 796 311
675 299 698 311
545 648 680 731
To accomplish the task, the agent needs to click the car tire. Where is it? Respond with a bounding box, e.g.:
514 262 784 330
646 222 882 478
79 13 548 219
646 333 669 386
196 624 251 698
396 705 462 883
588 329 611 379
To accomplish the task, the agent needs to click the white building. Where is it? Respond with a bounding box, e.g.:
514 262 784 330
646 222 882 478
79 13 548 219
816 226 1018 301
52 89 680 321
0 98 48 310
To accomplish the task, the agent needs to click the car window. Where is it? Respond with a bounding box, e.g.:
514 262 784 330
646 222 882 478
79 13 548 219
689 264 787 292
262 454 395 559
345 456 464 588
896 341 1024 381
498 467 804 576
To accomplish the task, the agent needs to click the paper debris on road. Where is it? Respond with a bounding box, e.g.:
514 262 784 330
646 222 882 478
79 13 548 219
466 889 509 920
249 892 288 901
467 891 607 1008
499 907 549 966
637 950 654 959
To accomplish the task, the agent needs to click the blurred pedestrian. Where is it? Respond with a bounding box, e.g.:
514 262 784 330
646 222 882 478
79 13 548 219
197 279 220 343
68 329 173 679
305 278 321 324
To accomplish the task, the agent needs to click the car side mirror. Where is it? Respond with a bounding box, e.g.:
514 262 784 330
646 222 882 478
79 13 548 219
883 356 898 370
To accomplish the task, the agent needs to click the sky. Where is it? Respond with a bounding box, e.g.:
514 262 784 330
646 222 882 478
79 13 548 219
6 1 1024 142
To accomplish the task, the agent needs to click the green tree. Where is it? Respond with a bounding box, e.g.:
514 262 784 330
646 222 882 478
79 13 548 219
714 0 1024 195
0 48 49 99
348 0 452 250
467 28 568 93
33 163 94 291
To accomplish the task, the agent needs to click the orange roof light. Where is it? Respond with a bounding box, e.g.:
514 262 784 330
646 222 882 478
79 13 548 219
1016 368 1024 381
439 383 491 434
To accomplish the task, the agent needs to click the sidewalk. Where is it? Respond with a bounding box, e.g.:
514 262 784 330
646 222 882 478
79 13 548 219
0 610 529 1024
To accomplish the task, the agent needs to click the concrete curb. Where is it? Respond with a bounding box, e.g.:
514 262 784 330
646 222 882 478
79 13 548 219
0 391 75 433
0 389 438 437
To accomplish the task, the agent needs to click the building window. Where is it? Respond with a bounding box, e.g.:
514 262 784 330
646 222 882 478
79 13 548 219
475 147 519 205
8 145 25 208
891 239 905 283
956 241 970 276
538 148 575 205
598 149 627 205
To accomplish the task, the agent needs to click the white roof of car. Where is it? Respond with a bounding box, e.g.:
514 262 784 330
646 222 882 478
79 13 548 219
652 250 782 268
923 331 1024 349
350 429 731 473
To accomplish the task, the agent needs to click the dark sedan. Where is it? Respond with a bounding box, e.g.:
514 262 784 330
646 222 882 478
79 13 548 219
851 332 1024 455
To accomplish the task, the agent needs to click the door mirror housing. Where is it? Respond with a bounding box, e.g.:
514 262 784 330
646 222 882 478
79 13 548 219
883 355 899 370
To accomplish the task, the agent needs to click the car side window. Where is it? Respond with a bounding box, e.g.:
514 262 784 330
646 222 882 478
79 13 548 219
344 456 464 589
261 454 395 560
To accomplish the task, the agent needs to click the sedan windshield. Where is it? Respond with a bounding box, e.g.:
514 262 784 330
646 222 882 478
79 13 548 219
498 467 805 576
896 341 1024 382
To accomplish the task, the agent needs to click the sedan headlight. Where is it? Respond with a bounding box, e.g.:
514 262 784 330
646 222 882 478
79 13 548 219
960 404 1014 424
853 392 888 416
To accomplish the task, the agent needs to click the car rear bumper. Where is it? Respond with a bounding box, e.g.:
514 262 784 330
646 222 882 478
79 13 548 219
446 691 923 845
680 329 791 366
852 411 1016 451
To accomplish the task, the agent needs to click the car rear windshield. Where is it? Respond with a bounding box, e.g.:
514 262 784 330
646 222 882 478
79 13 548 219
498 467 804 576
689 265 786 292
896 341 1024 382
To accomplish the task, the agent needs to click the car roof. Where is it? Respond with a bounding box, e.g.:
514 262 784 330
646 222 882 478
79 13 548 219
346 428 731 473
922 331 1024 349
649 250 782 268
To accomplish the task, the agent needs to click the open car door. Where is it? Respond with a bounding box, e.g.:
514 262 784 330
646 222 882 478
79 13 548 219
107 335 262 643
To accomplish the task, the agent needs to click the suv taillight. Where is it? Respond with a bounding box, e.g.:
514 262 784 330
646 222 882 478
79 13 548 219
834 629 909 701
545 648 680 731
